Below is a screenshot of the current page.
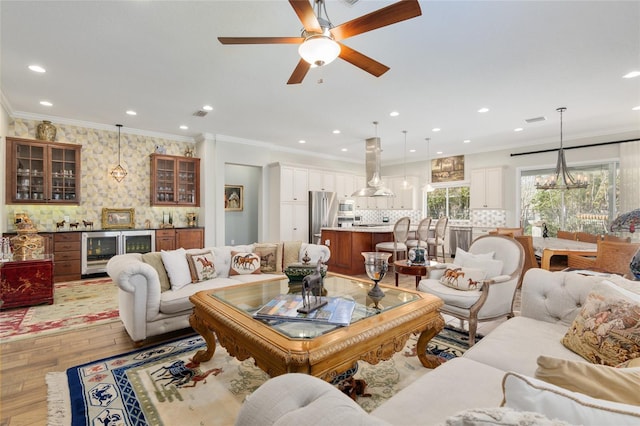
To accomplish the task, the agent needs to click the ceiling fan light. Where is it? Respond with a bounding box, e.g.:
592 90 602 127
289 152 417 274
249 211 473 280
298 35 340 67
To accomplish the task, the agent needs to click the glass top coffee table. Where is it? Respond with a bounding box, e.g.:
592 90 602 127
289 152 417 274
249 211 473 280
189 273 444 380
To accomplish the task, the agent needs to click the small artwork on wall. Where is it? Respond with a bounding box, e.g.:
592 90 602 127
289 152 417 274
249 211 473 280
224 185 243 211
431 155 465 183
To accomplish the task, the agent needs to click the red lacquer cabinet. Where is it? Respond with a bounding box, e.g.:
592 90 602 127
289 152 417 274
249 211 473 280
0 256 54 309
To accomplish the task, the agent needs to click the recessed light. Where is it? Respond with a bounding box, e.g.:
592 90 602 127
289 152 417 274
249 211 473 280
436 151 443 155
409 149 416 153
202 105 213 111
463 139 471 144
28 65 46 73
633 106 640 111
298 140 306 144
478 107 489 113
389 111 400 117
432 128 441 132
179 125 188 130
623 71 640 79
126 110 137 116
341 148 348 152
39 101 53 107
332 129 341 134
514 128 524 132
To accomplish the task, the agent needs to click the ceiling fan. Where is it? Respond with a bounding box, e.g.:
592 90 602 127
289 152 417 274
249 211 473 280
218 0 422 84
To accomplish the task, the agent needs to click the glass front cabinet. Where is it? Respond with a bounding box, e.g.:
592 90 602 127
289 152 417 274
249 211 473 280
6 137 81 204
150 153 200 206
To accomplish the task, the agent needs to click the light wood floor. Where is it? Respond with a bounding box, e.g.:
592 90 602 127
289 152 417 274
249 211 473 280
0 270 512 426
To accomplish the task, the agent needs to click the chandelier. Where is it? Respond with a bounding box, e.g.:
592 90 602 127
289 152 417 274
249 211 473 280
535 107 588 190
110 124 127 182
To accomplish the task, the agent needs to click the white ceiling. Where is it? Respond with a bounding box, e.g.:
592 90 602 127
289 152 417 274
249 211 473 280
2 1 639 165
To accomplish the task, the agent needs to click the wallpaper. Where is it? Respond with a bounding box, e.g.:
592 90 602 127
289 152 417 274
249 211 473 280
6 118 200 232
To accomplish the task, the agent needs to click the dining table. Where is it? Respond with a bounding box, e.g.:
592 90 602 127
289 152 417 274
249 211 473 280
532 237 598 270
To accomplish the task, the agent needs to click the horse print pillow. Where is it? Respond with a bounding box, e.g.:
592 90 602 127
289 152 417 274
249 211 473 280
253 243 282 273
439 267 487 291
186 250 217 282
230 251 261 275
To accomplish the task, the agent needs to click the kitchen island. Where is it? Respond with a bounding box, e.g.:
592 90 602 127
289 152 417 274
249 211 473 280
321 226 394 275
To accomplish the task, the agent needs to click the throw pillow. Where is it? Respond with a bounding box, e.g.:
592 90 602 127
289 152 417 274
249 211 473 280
186 250 217 282
254 243 282 273
453 248 494 267
562 280 640 366
463 257 504 278
141 252 171 292
444 407 569 426
502 372 640 425
439 267 487 290
229 251 261 275
282 240 302 269
535 355 640 405
160 248 192 291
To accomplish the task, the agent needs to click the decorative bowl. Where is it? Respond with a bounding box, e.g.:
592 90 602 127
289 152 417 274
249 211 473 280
284 263 327 282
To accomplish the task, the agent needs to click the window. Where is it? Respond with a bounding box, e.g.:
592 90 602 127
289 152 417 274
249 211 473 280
426 186 470 220
520 162 619 236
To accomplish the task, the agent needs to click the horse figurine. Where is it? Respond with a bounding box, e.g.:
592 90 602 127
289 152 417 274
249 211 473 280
83 220 94 230
69 222 79 230
56 220 65 231
297 258 327 314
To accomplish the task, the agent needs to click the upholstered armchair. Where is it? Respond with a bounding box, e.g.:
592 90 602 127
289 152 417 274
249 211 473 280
417 235 524 346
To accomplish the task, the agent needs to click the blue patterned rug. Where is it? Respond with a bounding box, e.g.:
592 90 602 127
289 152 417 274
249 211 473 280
47 326 476 425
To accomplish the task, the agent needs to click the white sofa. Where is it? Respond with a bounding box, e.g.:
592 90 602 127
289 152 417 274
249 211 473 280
235 269 640 425
106 242 330 343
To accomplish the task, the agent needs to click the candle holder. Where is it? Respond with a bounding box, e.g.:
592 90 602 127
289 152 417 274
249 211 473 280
362 252 391 309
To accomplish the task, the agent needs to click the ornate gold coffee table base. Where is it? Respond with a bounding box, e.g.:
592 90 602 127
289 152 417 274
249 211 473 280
189 276 445 380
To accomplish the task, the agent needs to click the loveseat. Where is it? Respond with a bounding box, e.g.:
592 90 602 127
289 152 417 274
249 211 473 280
106 241 330 343
235 269 640 425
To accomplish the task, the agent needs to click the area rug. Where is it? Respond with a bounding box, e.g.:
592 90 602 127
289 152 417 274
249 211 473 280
0 278 119 342
46 326 476 425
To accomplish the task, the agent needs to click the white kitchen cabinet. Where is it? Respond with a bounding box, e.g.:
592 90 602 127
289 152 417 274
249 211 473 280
308 169 335 192
280 202 309 242
281 166 309 202
470 167 503 209
335 173 356 199
388 176 417 209
353 176 368 209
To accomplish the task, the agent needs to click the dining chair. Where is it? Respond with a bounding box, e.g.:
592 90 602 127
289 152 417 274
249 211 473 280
417 235 524 346
575 231 599 244
406 217 431 250
567 240 640 277
603 234 631 243
427 217 448 262
556 230 576 240
489 227 524 237
514 235 540 287
376 217 411 266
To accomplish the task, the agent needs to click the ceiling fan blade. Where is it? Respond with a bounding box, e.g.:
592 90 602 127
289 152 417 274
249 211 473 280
218 37 304 45
287 59 311 85
338 44 390 77
331 0 422 41
289 0 321 32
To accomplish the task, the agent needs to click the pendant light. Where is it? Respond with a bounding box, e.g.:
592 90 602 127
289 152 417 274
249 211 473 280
535 107 588 190
402 130 412 189
423 138 435 192
110 124 127 182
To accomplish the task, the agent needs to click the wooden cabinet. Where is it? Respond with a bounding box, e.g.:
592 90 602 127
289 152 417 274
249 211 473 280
155 228 204 251
6 137 81 204
150 154 200 207
470 167 503 209
1 256 54 309
53 233 81 282
321 229 394 275
176 228 204 249
308 169 335 192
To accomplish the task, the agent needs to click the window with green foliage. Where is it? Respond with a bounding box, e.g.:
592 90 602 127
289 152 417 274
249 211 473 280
520 162 619 236
426 186 470 220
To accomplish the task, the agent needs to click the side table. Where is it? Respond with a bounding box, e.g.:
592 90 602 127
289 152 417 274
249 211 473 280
394 260 440 288
0 255 54 309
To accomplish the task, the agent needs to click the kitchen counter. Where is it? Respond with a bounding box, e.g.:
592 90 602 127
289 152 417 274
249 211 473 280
322 225 394 233
321 228 395 275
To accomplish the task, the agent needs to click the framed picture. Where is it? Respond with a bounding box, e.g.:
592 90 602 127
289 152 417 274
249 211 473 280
431 155 465 183
102 208 135 229
224 185 243 211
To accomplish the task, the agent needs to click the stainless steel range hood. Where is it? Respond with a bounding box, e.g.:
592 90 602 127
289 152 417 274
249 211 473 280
351 137 395 197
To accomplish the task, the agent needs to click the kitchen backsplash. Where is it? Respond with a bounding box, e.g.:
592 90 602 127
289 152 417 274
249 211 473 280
356 210 422 224
471 209 507 228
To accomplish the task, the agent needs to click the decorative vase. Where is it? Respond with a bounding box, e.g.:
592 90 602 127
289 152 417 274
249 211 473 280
36 120 56 141
362 252 391 309
11 227 44 260
631 248 640 280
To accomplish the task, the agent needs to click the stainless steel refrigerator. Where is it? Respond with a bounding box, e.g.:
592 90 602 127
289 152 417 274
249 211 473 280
309 191 338 244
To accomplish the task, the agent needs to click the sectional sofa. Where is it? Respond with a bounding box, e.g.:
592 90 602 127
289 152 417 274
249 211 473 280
235 269 640 425
106 241 330 343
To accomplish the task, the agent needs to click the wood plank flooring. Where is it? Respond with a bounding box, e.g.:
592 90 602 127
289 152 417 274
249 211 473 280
1 269 510 426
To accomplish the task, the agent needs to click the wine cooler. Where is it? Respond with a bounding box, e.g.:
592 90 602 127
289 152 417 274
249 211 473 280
82 230 155 275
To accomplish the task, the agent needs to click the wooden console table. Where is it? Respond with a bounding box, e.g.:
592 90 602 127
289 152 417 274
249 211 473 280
0 256 54 309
